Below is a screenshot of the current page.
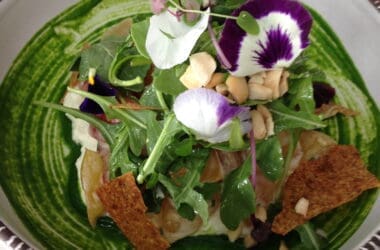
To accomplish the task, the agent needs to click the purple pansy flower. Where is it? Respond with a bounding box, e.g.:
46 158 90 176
173 88 251 143
219 0 312 76
80 76 116 114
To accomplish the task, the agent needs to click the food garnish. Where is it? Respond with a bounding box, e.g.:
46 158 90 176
272 145 380 235
97 172 170 250
33 0 380 248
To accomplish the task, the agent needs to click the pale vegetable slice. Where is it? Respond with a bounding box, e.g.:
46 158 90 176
81 149 105 227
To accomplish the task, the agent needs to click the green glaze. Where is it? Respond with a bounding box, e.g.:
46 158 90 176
0 1 378 249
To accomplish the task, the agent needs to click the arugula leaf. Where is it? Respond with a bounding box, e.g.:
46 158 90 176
108 124 136 176
294 224 322 250
67 87 147 129
292 223 325 250
35 101 138 178
139 85 162 108
108 46 151 89
171 235 246 250
131 19 150 58
256 136 284 181
287 77 316 113
158 148 211 223
220 156 255 230
288 51 326 82
79 35 126 82
137 113 183 183
173 137 195 157
196 182 221 200
153 67 187 96
269 100 325 133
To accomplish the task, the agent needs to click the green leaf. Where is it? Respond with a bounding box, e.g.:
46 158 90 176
269 100 325 133
196 182 221 200
130 19 150 58
78 35 126 82
158 148 210 223
171 235 246 250
293 223 325 250
67 87 147 129
287 77 316 113
139 85 162 108
153 67 187 96
220 156 255 230
229 118 245 150
178 203 196 221
256 136 284 181
137 113 183 183
173 137 195 157
237 11 259 35
35 101 138 178
108 47 150 88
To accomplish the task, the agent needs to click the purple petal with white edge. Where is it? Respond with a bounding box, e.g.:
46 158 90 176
173 88 251 143
80 76 116 114
218 0 312 76
146 8 210 69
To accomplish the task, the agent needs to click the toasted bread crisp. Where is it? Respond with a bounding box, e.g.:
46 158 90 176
272 145 380 235
97 172 170 250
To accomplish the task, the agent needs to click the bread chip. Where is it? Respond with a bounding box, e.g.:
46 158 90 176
272 145 380 235
97 172 170 250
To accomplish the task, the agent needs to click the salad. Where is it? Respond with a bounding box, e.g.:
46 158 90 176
0 0 379 249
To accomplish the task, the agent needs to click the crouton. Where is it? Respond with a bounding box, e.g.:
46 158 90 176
272 145 380 235
97 172 170 250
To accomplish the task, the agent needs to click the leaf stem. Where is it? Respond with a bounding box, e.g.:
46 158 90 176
68 87 147 129
274 130 300 200
156 90 169 112
137 113 176 183
34 101 115 145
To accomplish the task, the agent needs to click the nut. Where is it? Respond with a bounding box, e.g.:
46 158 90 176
251 105 274 140
225 76 249 104
248 83 273 100
248 71 266 85
263 69 283 99
279 71 290 96
206 72 226 89
215 83 229 96
179 52 216 89
254 205 267 222
251 110 267 140
257 105 274 137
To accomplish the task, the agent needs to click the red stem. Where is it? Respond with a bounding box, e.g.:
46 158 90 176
207 23 232 69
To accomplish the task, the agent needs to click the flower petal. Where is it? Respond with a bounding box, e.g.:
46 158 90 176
173 88 251 143
219 0 312 76
146 9 210 69
80 76 116 114
150 0 167 14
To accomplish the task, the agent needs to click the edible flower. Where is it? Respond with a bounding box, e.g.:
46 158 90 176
173 88 251 143
80 76 116 114
150 0 167 14
218 0 312 76
145 8 210 69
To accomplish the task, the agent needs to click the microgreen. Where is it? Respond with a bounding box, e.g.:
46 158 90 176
236 11 259 35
